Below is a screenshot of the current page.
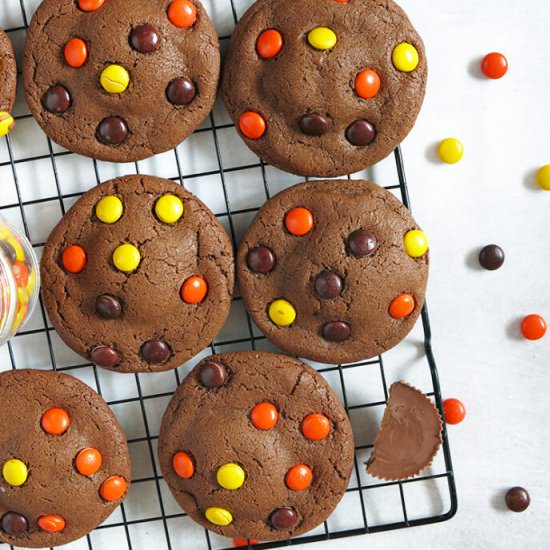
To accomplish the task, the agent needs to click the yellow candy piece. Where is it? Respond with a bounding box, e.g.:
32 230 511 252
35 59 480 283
3 459 28 487
307 27 337 51
438 138 464 164
96 196 124 224
100 64 130 94
13 306 27 332
27 268 37 294
205 507 233 527
155 195 184 224
392 42 419 72
268 299 296 327
17 287 29 307
113 244 141 272
404 230 429 258
0 112 15 137
536 165 550 191
217 463 245 491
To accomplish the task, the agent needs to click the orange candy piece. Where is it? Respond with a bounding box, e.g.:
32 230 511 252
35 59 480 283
100 475 128 501
239 111 266 140
521 314 547 340
233 539 259 547
38 514 66 532
389 293 415 319
285 464 313 491
250 402 278 430
256 29 283 59
41 407 70 435
78 0 105 12
64 38 88 68
443 398 466 425
181 276 208 304
168 0 197 28
62 245 87 273
13 261 29 287
301 413 330 441
75 448 103 476
355 69 381 99
285 207 314 236
172 451 195 479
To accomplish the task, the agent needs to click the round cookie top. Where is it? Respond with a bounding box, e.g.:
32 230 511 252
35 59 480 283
158 352 354 541
237 180 429 365
0 369 130 548
222 0 427 178
23 0 220 162
40 175 234 373
0 29 17 113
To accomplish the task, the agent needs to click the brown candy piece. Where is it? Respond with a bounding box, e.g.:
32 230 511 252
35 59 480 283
130 24 160 53
95 295 122 319
90 345 120 368
141 340 171 363
42 85 71 114
346 120 376 146
322 321 351 342
247 246 276 274
505 487 530 512
314 271 343 299
97 116 128 145
198 361 228 388
270 507 298 530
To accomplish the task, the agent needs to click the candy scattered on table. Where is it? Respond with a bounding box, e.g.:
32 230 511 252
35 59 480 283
481 52 508 79
505 487 530 512
443 398 466 425
438 138 464 164
520 314 547 340
479 244 505 271
536 165 550 190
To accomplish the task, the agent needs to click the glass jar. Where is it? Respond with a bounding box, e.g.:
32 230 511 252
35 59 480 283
0 220 40 344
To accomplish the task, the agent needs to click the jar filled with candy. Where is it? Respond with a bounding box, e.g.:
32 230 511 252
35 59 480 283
0 220 39 344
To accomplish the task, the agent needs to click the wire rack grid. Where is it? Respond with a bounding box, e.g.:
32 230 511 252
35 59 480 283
0 0 457 549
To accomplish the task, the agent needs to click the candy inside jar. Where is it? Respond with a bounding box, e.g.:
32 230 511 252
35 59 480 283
0 221 40 343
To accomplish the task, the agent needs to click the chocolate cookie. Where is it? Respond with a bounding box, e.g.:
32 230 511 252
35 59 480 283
40 175 234 373
367 381 443 481
0 369 131 548
158 352 354 541
0 29 17 135
237 180 429 365
222 0 427 178
23 0 219 162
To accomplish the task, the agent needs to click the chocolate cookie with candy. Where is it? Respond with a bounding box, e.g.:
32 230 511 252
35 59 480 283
23 0 219 162
158 352 354 541
0 369 130 547
40 175 234 373
0 29 17 137
222 0 427 177
237 180 429 365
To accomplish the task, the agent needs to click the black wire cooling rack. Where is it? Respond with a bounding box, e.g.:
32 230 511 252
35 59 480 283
1 0 457 549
